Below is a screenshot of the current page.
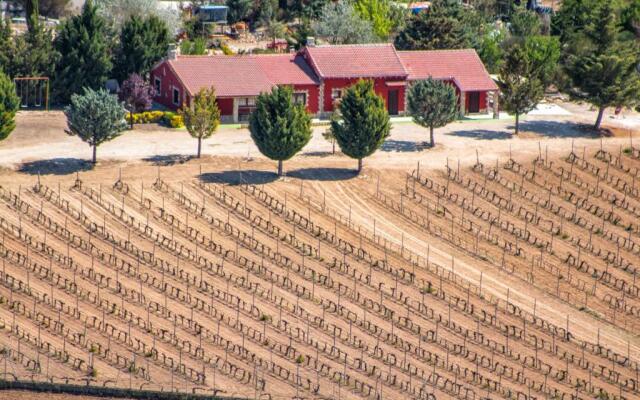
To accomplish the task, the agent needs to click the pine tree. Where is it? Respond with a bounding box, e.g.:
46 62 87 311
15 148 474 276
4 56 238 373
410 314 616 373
12 17 58 78
54 0 112 104
25 0 39 32
394 0 471 50
249 86 312 176
331 80 390 173
0 18 13 75
114 15 170 82
180 88 221 159
0 70 20 141
566 2 640 129
407 78 458 147
64 88 128 163
498 36 560 135
226 0 253 23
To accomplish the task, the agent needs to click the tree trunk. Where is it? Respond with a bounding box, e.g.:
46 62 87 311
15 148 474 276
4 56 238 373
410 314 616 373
357 158 363 174
277 160 283 177
430 125 435 147
332 139 335 154
594 106 605 130
514 113 520 135
130 111 134 130
92 145 97 164
197 137 202 158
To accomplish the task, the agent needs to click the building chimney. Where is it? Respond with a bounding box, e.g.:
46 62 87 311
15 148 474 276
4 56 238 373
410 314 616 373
168 44 179 60
306 36 315 47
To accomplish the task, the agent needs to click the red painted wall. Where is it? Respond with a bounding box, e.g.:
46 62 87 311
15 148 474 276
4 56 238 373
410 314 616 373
323 78 405 114
463 91 488 112
293 84 320 114
151 62 186 110
217 98 234 116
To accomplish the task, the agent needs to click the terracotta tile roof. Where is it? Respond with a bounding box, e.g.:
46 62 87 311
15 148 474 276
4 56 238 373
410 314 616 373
304 44 408 79
167 54 318 97
398 49 498 92
255 54 319 86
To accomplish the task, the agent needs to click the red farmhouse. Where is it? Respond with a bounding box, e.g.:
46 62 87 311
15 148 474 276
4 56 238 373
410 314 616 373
151 43 498 123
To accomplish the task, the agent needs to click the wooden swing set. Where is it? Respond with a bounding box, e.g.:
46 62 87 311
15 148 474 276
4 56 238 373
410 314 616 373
13 77 50 111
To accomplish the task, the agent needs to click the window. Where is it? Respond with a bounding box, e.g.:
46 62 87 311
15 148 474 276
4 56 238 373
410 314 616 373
238 97 255 106
331 89 343 100
154 77 161 94
293 92 307 106
172 87 180 105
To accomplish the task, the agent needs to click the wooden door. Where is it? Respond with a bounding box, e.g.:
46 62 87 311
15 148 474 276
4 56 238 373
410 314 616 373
388 90 399 115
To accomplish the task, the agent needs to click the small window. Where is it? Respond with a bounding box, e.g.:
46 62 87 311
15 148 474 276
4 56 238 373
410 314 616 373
331 89 343 100
172 87 180 105
154 77 161 94
293 92 307 106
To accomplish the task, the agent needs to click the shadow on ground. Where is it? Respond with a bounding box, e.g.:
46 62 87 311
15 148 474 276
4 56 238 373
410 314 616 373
517 120 600 138
199 170 279 185
18 158 93 175
301 151 335 157
381 140 430 152
143 154 195 166
287 167 358 181
446 129 512 140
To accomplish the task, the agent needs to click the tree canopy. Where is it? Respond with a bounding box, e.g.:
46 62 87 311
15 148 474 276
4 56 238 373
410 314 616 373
113 15 170 81
564 1 640 128
0 70 20 141
64 88 128 163
313 0 376 44
249 86 312 176
118 73 155 128
180 87 221 158
331 80 390 173
394 0 474 50
407 78 458 147
54 0 112 104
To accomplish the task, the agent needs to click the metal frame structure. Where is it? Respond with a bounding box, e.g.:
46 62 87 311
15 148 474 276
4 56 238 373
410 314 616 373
14 77 50 111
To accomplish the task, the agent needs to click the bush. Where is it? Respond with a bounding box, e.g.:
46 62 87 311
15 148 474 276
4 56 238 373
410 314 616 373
125 111 184 128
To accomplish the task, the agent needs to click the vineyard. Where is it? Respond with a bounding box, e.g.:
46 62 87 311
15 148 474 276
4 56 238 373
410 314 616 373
0 145 639 400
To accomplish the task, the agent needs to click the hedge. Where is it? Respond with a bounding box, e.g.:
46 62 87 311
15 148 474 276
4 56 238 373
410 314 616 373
125 111 184 128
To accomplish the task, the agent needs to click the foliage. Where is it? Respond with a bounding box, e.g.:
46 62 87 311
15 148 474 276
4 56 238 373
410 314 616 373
180 38 208 55
551 0 600 43
313 0 377 44
114 15 170 81
97 0 180 33
498 36 560 135
257 0 278 26
249 86 312 176
266 20 287 39
25 0 39 32
0 70 20 141
407 78 458 147
622 1 640 37
54 0 112 104
508 5 541 37
169 114 184 128
477 26 506 73
5 17 58 79
394 0 474 50
125 110 164 124
226 0 253 23
0 18 11 74
289 0 329 20
564 1 640 129
64 88 128 163
39 0 71 18
179 87 221 158
353 0 402 39
331 80 390 173
119 73 155 128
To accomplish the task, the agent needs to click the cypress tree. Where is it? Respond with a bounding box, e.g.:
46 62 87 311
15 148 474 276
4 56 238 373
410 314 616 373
54 0 112 104
331 80 390 174
249 86 312 176
114 15 170 82
0 70 20 141
407 78 458 147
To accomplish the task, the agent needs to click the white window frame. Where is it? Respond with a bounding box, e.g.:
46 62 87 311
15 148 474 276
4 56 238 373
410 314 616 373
331 88 343 100
293 90 308 106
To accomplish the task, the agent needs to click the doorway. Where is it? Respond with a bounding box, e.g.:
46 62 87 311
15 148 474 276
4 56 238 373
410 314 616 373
388 90 399 115
468 92 480 113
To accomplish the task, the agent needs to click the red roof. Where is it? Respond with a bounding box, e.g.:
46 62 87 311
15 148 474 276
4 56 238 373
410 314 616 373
167 53 318 97
398 49 498 91
304 44 408 79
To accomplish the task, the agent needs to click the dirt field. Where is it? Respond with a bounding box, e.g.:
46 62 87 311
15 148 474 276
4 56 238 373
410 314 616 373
0 103 639 399
0 391 132 400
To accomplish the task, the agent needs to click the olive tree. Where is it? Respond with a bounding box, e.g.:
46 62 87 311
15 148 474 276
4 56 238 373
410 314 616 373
179 87 221 158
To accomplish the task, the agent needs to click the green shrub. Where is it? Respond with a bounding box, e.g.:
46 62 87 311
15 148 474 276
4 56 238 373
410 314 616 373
170 115 184 128
124 111 184 128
